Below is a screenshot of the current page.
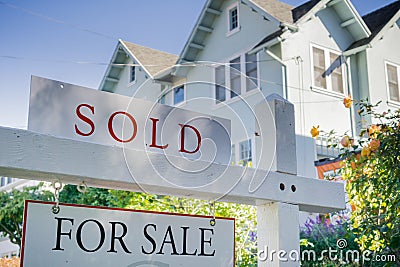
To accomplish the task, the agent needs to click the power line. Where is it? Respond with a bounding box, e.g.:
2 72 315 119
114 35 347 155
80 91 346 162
0 54 347 104
0 1 118 41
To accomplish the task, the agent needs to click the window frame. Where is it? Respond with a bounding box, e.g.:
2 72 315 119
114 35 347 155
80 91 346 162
310 44 346 97
129 65 136 84
213 52 259 105
226 2 240 36
214 65 226 103
385 61 400 105
173 85 185 106
238 139 252 166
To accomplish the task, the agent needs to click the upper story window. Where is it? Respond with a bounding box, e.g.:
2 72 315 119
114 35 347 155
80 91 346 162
227 3 240 35
130 65 136 83
386 62 399 102
215 65 226 103
230 57 241 98
246 53 258 91
173 86 185 105
214 53 258 103
311 45 345 94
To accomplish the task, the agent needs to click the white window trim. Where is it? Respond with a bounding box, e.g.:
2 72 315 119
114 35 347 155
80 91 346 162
310 44 347 98
128 64 137 86
384 60 400 107
213 52 260 106
238 138 253 167
226 2 240 37
173 84 186 107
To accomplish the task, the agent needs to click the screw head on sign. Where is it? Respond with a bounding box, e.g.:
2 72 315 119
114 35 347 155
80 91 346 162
210 218 216 226
52 205 60 214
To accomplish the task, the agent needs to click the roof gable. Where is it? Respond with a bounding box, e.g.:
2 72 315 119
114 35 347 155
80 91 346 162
121 41 178 77
346 1 400 51
99 40 178 91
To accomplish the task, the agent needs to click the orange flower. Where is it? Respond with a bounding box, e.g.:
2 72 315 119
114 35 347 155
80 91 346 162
361 146 371 158
340 135 353 148
310 125 320 138
368 125 381 138
369 139 380 152
343 95 353 109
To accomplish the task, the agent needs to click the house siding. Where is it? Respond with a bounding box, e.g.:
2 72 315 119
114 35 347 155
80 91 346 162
365 20 400 114
282 6 355 137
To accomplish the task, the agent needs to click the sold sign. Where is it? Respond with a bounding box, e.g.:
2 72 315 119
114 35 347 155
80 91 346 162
28 76 231 167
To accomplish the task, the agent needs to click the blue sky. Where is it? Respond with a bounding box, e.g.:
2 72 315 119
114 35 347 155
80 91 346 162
0 0 396 128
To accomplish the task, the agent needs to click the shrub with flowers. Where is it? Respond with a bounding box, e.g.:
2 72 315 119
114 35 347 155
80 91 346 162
0 257 20 267
311 99 400 265
340 101 400 264
300 217 361 266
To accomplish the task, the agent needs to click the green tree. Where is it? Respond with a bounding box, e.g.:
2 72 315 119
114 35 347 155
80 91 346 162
340 101 400 264
108 191 258 266
0 183 53 249
58 184 122 207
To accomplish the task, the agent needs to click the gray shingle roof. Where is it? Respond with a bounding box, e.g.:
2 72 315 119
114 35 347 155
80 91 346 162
121 40 178 77
251 0 295 23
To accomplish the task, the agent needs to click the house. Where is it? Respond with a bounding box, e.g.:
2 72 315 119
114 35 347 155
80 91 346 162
100 0 399 181
345 1 400 118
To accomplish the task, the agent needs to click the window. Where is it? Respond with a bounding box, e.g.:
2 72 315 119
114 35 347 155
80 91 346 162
130 66 136 83
231 144 236 165
386 63 399 102
313 47 327 89
230 57 241 98
173 86 185 105
246 53 258 91
312 46 345 94
239 139 252 166
330 53 343 93
227 3 239 35
229 6 238 31
215 65 226 103
158 94 166 105
214 53 258 103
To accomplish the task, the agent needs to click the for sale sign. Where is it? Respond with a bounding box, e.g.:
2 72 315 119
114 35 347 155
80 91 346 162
21 201 235 266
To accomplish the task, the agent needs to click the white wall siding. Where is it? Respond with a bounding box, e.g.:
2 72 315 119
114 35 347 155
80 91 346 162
366 21 400 115
282 6 356 136
112 58 162 100
196 0 280 62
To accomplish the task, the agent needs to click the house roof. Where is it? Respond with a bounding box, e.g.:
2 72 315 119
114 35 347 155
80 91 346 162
251 0 294 23
121 41 178 77
253 28 285 49
347 1 400 50
99 40 178 91
291 0 319 23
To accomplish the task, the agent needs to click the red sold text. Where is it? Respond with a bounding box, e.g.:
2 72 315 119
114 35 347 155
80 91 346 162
75 103 202 154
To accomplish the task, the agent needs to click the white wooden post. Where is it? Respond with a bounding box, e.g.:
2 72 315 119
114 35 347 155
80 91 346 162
256 94 300 266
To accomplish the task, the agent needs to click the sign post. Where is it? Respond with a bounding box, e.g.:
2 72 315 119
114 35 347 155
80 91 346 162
256 95 300 266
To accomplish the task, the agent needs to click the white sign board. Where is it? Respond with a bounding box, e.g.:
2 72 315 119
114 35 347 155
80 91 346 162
28 76 231 165
21 201 235 267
